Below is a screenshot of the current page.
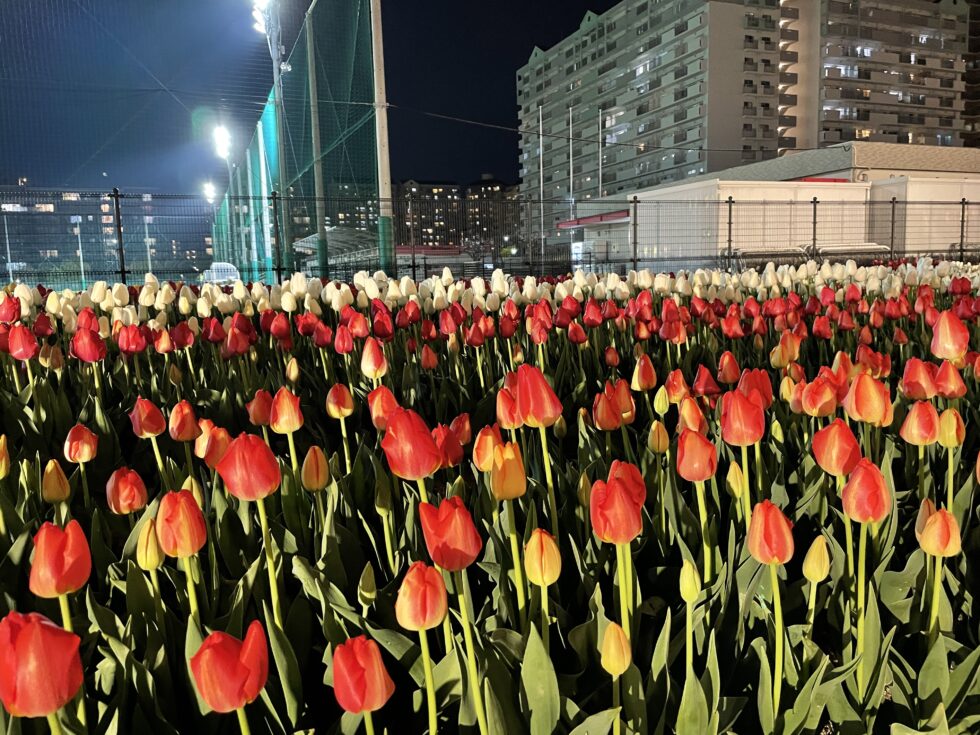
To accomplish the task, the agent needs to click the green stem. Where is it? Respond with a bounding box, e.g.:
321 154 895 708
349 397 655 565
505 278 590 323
58 594 73 633
286 431 299 475
929 556 943 641
837 474 855 585
456 570 489 735
741 445 752 529
616 544 631 638
754 441 764 500
150 435 168 487
856 523 868 696
506 499 528 631
78 462 91 509
946 447 954 512
364 710 376 735
540 583 550 656
806 580 818 634
538 426 559 538
183 442 195 483
685 600 694 676
381 512 396 574
256 497 283 629
694 481 713 582
918 445 926 502
612 674 621 735
340 417 352 475
770 563 784 717
236 707 252 735
419 629 438 735
182 555 200 621
46 712 63 735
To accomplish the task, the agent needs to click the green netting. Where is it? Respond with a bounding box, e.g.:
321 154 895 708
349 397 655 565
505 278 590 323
214 0 383 281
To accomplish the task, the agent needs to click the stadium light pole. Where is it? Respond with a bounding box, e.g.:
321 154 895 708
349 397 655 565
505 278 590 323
213 126 237 264
253 0 291 270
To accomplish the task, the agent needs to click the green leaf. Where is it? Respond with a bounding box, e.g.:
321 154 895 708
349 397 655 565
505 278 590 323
676 673 710 735
569 708 619 735
919 637 950 724
520 625 560 735
265 602 304 726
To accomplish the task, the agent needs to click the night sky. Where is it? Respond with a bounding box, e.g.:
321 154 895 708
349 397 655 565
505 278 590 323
0 0 618 192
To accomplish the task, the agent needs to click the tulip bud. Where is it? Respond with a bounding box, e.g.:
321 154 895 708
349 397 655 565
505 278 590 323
679 558 701 603
577 471 591 508
938 408 965 448
802 536 830 584
915 498 936 542
136 519 164 571
553 414 567 439
182 475 204 508
375 474 393 517
285 356 300 384
919 509 961 557
726 461 744 500
0 435 10 480
511 342 524 365
168 362 183 386
42 459 71 504
600 622 631 677
647 420 669 454
653 386 669 416
358 563 377 608
302 445 330 492
524 529 561 587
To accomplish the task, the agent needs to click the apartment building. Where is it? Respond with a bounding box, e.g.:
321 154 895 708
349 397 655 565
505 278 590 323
517 0 969 221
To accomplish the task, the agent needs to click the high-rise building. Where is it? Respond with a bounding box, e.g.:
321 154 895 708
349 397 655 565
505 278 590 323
964 0 980 148
394 181 466 250
517 0 969 224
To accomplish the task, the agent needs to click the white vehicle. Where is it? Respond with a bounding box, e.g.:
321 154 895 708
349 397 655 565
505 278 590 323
203 262 241 284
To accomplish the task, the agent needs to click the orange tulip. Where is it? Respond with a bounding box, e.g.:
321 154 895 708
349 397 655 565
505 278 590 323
496 381 523 430
29 520 91 599
130 397 166 438
899 401 940 446
106 467 148 515
630 354 657 392
676 428 717 482
332 636 395 715
590 461 645 545
677 396 708 435
812 419 861 477
381 408 443 481
938 408 965 448
360 337 388 381
918 509 961 557
842 373 893 427
301 446 330 492
472 424 504 472
326 384 355 419
935 360 966 399
270 387 304 434
155 489 208 558
841 458 891 524
664 369 690 404
63 424 98 464
217 433 282 501
746 500 794 565
394 562 447 631
930 310 969 364
169 400 202 442
246 389 273 426
489 442 526 501
515 364 563 428
189 621 268 713
202 425 232 470
524 529 561 587
800 377 837 418
592 383 623 431
717 351 741 384
367 385 399 431
900 358 937 400
419 497 483 571
721 390 765 446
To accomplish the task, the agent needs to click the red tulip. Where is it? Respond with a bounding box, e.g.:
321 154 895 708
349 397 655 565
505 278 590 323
496 379 523 430
106 467 148 515
800 377 837 418
450 413 472 445
811 419 861 477
934 360 966 399
842 459 891 524
395 562 448 631
8 324 38 361
592 383 623 431
361 337 388 380
0 296 20 324
367 385 399 431
270 387 303 434
918 509 961 557
842 373 893 427
420 344 439 370
29 520 91 599
664 369 690 403
190 620 268 713
432 424 464 468
515 365 563 428
676 428 717 482
737 368 773 409
203 426 232 470
717 351 741 384
746 500 794 565
381 408 443 481
130 397 166 438
900 358 938 400
720 390 765 446
419 497 483 571
0 611 83 717
246 389 273 426
216 433 281 501
63 424 98 464
630 353 657 392
156 490 208 558
590 461 646 544
332 636 395 715
70 328 106 363
169 400 201 442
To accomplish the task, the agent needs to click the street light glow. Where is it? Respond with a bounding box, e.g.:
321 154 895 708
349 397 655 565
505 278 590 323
213 126 231 160
203 182 216 204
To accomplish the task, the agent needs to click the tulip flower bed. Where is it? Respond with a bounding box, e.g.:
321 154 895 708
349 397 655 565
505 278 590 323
1 261 980 735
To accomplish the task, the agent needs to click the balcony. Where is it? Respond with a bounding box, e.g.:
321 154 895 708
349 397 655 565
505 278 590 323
744 39 758 49
779 114 797 127
780 50 798 63
781 6 799 19
780 71 799 85
778 136 797 148
743 61 759 72
779 93 798 105
781 28 799 42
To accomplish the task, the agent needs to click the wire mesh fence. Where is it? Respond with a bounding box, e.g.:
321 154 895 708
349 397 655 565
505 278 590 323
3 187 980 288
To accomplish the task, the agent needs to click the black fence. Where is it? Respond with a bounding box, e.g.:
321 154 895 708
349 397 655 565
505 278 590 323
2 188 980 288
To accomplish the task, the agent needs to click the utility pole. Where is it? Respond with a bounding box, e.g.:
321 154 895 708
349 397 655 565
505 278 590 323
305 6 330 277
538 104 545 267
3 215 13 283
370 0 394 273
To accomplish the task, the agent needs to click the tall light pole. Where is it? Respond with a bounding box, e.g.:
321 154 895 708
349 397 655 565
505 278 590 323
253 0 291 270
369 0 394 273
214 125 235 264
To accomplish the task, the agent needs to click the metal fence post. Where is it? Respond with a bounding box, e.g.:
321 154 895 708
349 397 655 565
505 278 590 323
111 188 126 284
271 191 284 284
410 194 418 282
960 198 967 261
889 197 896 258
726 195 734 271
811 196 818 255
631 196 639 271
423 254 428 280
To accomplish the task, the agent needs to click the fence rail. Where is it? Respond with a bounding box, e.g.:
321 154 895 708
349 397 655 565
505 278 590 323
1 188 979 288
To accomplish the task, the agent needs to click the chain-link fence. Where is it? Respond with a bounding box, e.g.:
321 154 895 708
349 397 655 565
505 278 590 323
3 188 980 287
